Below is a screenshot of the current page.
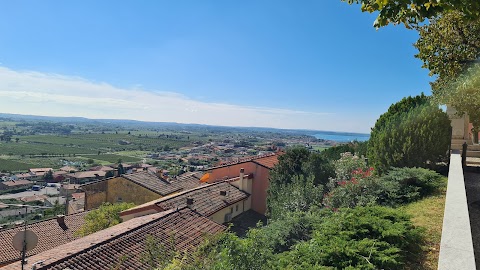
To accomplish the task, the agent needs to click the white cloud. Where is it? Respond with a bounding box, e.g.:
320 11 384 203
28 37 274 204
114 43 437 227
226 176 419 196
0 67 370 132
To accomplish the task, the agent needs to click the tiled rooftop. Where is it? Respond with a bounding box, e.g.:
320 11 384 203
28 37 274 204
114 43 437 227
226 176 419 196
1 180 32 187
59 166 78 172
252 155 279 169
67 170 107 179
29 168 53 173
212 153 278 169
123 171 183 196
88 165 115 172
3 208 225 270
170 172 205 191
156 181 249 217
0 211 87 266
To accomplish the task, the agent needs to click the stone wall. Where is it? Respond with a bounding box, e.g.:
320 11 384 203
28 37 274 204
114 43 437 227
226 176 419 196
83 177 162 210
106 177 161 206
83 180 108 210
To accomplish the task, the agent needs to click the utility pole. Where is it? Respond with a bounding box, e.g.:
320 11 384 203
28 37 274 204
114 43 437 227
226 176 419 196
3 204 52 270
21 205 27 270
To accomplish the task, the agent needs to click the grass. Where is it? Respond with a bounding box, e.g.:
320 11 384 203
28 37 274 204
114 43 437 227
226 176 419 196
115 150 150 157
81 154 141 163
402 178 447 270
312 145 330 151
18 133 192 152
0 142 98 155
0 133 195 170
0 158 36 172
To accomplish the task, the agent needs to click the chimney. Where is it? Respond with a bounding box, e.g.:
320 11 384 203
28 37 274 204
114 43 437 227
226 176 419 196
186 197 194 208
239 168 244 191
56 215 68 231
56 215 65 225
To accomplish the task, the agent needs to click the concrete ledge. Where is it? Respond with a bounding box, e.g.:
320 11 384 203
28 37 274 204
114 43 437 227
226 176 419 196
438 153 476 270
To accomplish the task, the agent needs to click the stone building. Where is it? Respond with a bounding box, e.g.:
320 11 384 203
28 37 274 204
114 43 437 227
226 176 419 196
81 171 203 210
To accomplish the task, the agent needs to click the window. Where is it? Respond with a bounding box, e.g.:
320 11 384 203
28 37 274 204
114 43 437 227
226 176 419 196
230 207 233 213
236 205 239 212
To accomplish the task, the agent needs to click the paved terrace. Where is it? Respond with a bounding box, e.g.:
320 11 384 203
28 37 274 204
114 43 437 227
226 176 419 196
465 169 480 269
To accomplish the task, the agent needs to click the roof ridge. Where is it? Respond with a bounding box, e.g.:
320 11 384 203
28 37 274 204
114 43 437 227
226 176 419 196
37 208 189 269
209 153 277 170
0 211 88 232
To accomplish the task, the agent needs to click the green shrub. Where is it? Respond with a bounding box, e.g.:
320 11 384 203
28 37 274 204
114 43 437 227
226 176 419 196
277 206 424 270
268 175 324 219
324 167 444 209
324 168 381 209
377 167 445 206
331 152 368 182
75 202 135 236
268 147 333 219
269 146 334 187
251 211 328 253
321 140 368 161
367 94 450 174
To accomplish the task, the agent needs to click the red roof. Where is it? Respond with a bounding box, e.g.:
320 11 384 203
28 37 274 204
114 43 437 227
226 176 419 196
122 171 183 196
1 180 32 187
156 181 249 217
3 208 225 270
0 211 88 266
120 179 249 218
212 153 278 169
252 155 279 169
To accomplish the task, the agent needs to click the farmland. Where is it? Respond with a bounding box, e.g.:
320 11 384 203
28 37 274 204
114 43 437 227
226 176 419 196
17 133 193 152
0 114 332 173
0 133 194 171
81 154 142 163
0 159 36 172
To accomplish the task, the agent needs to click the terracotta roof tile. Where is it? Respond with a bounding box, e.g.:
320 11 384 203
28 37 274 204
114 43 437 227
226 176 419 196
59 166 78 172
212 153 278 169
156 181 249 217
67 170 107 179
0 211 88 266
3 209 225 270
20 194 48 203
88 166 114 172
252 155 279 169
123 171 182 196
1 180 32 187
29 168 53 173
170 172 205 190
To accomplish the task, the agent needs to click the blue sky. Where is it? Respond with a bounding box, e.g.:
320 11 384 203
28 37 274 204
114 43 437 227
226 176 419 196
0 1 431 133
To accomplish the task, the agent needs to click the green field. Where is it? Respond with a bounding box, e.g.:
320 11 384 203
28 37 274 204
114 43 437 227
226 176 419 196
0 133 195 171
313 145 330 151
82 154 142 163
0 159 36 172
0 142 97 155
17 134 192 152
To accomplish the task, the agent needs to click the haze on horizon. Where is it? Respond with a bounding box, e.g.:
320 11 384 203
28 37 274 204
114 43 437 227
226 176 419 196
0 1 432 133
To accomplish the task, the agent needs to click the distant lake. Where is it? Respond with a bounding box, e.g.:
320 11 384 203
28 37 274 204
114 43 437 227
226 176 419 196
313 131 370 143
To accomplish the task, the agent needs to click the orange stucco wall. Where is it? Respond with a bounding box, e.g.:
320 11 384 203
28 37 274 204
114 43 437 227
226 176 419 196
208 162 270 215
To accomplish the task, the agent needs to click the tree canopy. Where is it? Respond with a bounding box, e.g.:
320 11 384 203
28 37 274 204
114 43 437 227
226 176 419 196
442 64 480 133
342 0 480 28
168 206 423 270
75 202 134 236
367 94 450 174
267 147 334 219
414 11 480 93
